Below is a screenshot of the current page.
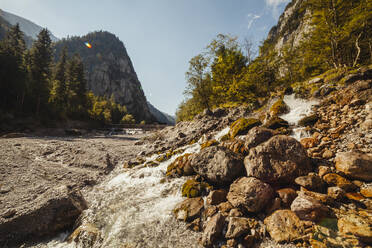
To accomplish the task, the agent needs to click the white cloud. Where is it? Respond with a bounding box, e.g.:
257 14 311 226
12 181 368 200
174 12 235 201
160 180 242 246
246 13 261 30
265 0 290 19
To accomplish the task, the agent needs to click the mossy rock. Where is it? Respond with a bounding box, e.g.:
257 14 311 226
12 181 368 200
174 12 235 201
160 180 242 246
270 98 289 116
166 153 194 177
298 114 318 127
229 118 261 138
264 116 289 130
220 134 230 142
156 154 167 163
144 160 160 167
201 139 219 149
181 179 211 198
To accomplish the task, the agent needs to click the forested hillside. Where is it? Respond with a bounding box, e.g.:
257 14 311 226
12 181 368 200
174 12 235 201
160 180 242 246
176 0 372 122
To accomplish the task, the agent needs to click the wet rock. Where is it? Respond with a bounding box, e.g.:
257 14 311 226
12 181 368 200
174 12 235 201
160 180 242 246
298 114 319 127
174 197 204 222
0 186 87 245
338 213 372 244
227 177 274 213
229 118 261 139
166 153 194 177
291 193 329 221
244 135 312 185
68 223 102 247
206 189 227 205
295 173 325 192
270 98 289 116
360 183 372 198
335 152 372 181
244 127 275 150
322 173 357 191
201 213 225 247
181 179 211 198
263 116 289 130
190 146 245 186
264 210 304 243
221 139 246 155
225 217 258 239
276 188 298 208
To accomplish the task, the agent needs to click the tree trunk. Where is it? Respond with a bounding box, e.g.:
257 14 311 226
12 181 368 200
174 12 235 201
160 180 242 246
353 32 362 67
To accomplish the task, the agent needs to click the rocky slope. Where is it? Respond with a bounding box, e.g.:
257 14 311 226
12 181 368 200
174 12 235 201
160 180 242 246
54 31 156 123
0 9 58 42
147 101 175 125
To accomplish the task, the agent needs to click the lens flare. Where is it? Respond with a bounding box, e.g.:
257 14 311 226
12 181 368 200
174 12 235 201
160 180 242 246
84 42 92 48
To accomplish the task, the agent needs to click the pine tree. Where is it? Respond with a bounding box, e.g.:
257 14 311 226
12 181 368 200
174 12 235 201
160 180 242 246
50 47 68 115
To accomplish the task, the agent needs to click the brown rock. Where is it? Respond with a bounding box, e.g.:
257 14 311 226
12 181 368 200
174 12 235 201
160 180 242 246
322 149 334 159
207 189 227 205
68 223 102 247
345 192 365 201
201 213 225 247
264 210 304 243
225 217 257 239
244 135 312 185
204 206 218 218
226 239 238 247
295 173 325 192
218 201 233 214
318 166 332 178
277 188 298 208
290 193 328 221
327 187 346 200
335 152 372 181
300 137 318 149
323 173 357 191
229 208 244 217
244 127 275 150
227 177 274 213
174 197 204 222
361 184 372 198
338 213 372 244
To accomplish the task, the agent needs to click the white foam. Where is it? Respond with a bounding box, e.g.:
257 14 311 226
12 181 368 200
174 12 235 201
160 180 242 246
214 127 230 141
281 94 318 125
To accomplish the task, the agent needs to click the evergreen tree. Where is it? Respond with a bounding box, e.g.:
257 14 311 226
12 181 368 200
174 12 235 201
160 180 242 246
50 47 68 115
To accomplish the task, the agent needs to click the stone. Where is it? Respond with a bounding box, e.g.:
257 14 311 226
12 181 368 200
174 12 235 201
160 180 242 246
300 137 318 149
270 98 289 116
290 193 328 221
345 192 365 201
244 127 275 150
264 210 304 243
229 118 262 138
207 189 228 205
322 149 334 159
218 201 233 214
263 116 289 130
226 239 238 247
338 213 372 244
322 173 357 191
295 173 325 192
181 179 210 198
327 187 346 200
190 146 245 186
360 183 372 198
0 186 87 245
227 177 274 213
298 114 319 127
201 213 225 247
174 197 204 222
67 223 102 247
335 152 372 181
204 206 218 218
244 135 312 185
187 218 201 232
166 153 194 177
229 208 244 217
265 197 282 215
318 166 332 178
225 217 257 239
276 188 298 208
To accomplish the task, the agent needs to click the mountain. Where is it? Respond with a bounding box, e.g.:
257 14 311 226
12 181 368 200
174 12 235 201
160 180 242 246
54 31 156 123
0 15 33 47
0 9 58 42
147 101 175 125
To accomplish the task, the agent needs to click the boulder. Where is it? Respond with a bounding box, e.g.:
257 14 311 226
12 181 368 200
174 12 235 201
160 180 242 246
327 187 346 200
335 152 372 181
229 118 261 138
270 99 289 116
338 213 372 244
300 137 318 149
298 114 319 127
173 197 204 222
201 213 225 247
190 146 245 186
263 116 289 130
166 153 194 177
295 173 325 192
244 135 312 185
264 210 304 243
244 127 275 150
225 217 258 239
227 177 274 213
322 173 357 191
181 179 211 198
0 186 87 245
206 189 227 205
290 193 328 221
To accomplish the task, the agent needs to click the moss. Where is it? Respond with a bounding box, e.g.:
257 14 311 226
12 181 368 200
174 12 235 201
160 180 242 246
264 116 289 130
220 134 230 142
156 155 167 163
145 160 159 167
200 139 219 149
229 118 261 138
181 179 211 198
270 98 289 116
298 114 318 127
166 153 193 177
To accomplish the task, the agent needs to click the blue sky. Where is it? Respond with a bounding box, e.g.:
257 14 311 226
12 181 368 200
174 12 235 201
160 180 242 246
1 0 290 115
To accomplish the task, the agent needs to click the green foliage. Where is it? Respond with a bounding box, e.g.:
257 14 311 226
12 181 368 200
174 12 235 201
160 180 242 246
121 114 135 124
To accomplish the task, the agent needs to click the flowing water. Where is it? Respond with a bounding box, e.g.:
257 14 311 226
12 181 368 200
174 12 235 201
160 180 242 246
40 128 230 248
280 94 318 140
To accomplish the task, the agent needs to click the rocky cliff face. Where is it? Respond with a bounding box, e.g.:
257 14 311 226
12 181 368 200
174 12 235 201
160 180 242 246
267 0 312 54
54 31 156 123
0 9 58 42
147 101 175 125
